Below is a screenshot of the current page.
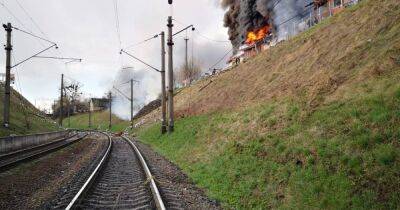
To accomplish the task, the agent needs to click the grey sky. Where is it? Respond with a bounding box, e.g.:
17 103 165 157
0 0 230 112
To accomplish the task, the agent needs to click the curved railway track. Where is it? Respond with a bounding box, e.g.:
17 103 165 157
66 134 166 210
0 132 87 173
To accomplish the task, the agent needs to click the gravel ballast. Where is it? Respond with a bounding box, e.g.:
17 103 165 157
0 132 108 209
133 138 221 210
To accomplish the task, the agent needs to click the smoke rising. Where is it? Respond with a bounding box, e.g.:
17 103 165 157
111 67 159 120
221 0 311 49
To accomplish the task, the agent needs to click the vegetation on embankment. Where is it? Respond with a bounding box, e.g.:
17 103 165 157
63 110 129 132
139 83 400 209
136 0 400 209
0 85 59 137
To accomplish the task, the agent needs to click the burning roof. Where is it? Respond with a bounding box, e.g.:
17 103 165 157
221 0 312 51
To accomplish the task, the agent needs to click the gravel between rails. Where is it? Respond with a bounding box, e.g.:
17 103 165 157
77 137 155 209
133 138 221 210
44 132 109 209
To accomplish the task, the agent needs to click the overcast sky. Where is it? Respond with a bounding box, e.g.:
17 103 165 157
0 0 230 113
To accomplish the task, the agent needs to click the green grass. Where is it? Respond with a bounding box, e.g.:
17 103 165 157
136 0 400 208
138 84 400 209
0 86 59 137
63 110 130 132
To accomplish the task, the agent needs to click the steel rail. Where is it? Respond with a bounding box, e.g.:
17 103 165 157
122 135 166 210
0 133 87 172
65 132 113 210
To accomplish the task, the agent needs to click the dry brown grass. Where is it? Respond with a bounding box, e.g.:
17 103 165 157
138 0 400 124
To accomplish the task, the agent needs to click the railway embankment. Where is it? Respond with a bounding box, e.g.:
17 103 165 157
135 0 400 209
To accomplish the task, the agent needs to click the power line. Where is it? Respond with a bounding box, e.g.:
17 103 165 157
124 34 159 50
113 0 122 48
173 18 230 43
15 0 48 39
12 26 57 45
208 48 233 70
0 1 29 31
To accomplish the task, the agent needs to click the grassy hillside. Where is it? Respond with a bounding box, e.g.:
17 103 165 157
63 110 130 132
0 85 59 137
136 0 400 209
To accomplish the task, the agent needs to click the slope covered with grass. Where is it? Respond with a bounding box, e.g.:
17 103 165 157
0 85 59 137
136 0 400 209
63 110 129 132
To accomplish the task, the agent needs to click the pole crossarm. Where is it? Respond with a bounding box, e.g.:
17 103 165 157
115 79 139 87
11 26 57 45
34 56 82 62
124 34 159 50
120 49 163 73
173 24 195 37
11 44 57 68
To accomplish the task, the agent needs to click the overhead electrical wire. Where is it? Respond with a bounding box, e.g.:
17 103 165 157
173 18 230 43
123 34 159 50
113 0 122 48
208 48 233 71
0 1 29 31
15 0 48 38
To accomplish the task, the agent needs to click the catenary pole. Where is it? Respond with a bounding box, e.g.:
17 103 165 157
59 74 64 126
88 100 92 129
160 32 167 134
3 23 12 128
109 92 112 130
184 37 189 76
167 16 174 133
130 79 134 129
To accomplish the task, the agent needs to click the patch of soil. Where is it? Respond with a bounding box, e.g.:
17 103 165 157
134 139 221 210
0 133 108 209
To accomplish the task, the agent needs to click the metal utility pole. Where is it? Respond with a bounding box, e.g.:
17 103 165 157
184 37 189 72
59 74 64 126
3 23 12 128
67 98 70 127
167 16 174 133
130 79 134 129
88 100 92 129
160 32 167 134
109 92 112 130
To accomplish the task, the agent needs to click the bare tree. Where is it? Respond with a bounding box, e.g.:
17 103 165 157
177 59 202 86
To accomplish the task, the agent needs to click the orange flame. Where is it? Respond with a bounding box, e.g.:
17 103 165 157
245 25 270 45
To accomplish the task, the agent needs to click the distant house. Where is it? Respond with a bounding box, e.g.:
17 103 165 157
90 98 110 112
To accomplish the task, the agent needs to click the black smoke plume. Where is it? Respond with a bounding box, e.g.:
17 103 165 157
222 0 312 51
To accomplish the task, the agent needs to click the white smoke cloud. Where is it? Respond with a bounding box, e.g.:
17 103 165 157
271 0 311 40
111 67 160 120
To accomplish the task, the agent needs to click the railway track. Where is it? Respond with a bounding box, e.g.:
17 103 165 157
0 132 88 173
66 135 166 210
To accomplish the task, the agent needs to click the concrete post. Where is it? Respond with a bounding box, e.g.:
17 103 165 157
130 79 134 129
160 32 167 134
109 92 112 130
59 74 64 126
3 23 12 128
167 16 174 133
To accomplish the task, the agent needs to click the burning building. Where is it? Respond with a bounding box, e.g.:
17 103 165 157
222 0 359 66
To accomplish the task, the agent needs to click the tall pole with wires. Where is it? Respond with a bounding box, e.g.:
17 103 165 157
160 32 167 134
167 16 174 133
3 23 12 128
88 100 92 129
184 37 189 77
59 74 64 126
109 92 112 130
130 79 134 129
